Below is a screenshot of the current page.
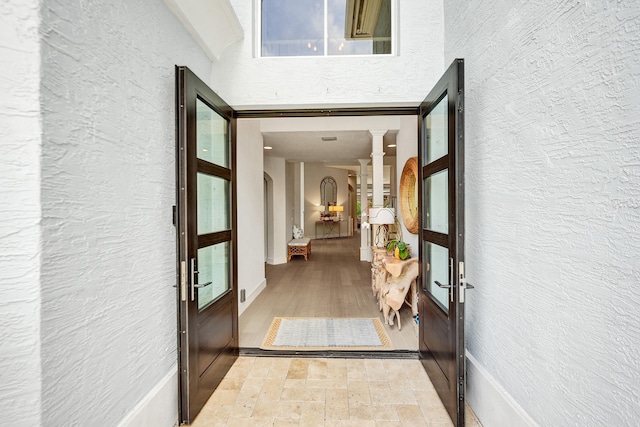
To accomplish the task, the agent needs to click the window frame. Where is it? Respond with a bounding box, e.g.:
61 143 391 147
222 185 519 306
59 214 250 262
254 0 397 58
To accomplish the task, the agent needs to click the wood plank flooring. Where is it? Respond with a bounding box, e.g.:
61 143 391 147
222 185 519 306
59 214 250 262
239 233 418 350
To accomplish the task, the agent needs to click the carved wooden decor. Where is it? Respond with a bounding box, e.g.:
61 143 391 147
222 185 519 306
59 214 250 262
399 157 419 234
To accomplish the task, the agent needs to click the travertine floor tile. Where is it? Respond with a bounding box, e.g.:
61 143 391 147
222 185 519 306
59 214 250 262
397 404 429 426
189 356 483 427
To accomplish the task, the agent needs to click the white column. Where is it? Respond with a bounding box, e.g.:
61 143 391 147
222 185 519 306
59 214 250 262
358 158 370 261
370 130 387 248
299 162 304 230
370 130 387 207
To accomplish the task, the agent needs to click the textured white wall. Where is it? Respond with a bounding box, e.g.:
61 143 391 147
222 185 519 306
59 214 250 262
237 119 267 310
208 0 445 109
38 0 211 425
0 1 43 425
444 1 640 425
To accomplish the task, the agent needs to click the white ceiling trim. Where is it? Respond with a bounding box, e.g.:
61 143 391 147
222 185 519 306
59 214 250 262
164 0 243 61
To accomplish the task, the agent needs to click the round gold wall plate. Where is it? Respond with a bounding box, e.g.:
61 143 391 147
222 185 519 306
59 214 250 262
399 157 419 234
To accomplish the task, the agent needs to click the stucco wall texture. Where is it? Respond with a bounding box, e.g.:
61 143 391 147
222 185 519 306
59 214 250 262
211 0 445 109
0 1 43 425
37 0 210 425
444 0 640 425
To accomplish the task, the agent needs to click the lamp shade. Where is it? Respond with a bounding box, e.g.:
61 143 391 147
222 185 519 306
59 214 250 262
329 205 344 212
368 207 395 225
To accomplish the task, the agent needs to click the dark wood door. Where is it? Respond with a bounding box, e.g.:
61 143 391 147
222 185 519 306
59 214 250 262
176 66 238 424
418 59 470 426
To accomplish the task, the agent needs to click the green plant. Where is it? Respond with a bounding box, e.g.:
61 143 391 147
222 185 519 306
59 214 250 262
386 239 410 260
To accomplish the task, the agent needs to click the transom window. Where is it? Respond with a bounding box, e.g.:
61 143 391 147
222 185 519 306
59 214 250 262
260 0 393 57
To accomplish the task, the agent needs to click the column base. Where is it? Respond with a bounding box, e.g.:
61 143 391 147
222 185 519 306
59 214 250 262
360 246 372 262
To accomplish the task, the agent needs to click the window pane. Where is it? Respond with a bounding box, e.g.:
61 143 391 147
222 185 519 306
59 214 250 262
424 169 448 234
197 242 230 311
262 0 324 57
328 0 391 55
196 98 228 168
423 241 449 313
197 173 230 235
425 94 448 163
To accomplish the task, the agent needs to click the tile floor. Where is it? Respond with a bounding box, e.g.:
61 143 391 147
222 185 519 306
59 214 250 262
190 356 483 427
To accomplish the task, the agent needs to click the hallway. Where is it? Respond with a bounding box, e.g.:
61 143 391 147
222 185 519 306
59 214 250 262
189 356 483 426
239 234 418 350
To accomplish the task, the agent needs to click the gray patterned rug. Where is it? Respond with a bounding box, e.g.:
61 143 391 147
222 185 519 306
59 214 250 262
261 317 394 351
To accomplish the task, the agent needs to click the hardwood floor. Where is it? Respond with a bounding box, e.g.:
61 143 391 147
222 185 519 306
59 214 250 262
239 232 419 350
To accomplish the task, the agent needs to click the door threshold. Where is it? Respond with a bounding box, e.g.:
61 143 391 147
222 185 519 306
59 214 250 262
239 347 419 359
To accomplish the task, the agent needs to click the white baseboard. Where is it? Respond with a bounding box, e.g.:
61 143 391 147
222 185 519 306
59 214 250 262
266 256 287 265
117 365 178 427
238 278 266 316
466 351 539 427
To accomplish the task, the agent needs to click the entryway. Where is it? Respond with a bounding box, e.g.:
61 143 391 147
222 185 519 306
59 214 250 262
177 59 470 426
186 356 483 426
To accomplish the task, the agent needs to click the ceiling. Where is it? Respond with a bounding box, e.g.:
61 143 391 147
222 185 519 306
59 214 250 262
262 130 398 166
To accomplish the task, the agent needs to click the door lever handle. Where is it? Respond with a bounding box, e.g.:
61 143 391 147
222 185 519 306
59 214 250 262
194 281 212 288
434 280 451 289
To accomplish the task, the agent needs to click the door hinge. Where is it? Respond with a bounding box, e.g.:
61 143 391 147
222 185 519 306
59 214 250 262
172 205 177 226
457 93 463 113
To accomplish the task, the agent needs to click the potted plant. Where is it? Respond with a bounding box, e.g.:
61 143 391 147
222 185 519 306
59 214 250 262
386 239 411 260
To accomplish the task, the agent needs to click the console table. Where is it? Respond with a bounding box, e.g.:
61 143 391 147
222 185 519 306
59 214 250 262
315 220 344 239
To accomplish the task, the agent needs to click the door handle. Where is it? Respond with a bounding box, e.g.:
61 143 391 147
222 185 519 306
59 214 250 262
434 280 451 289
194 281 212 288
190 258 212 300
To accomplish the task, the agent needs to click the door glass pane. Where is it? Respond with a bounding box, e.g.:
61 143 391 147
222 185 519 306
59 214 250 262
261 0 324 57
425 94 448 163
424 169 448 233
197 242 230 310
424 241 449 313
197 173 229 234
196 98 229 168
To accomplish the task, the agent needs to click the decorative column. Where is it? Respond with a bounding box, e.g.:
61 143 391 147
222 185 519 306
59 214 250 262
358 158 370 261
370 130 387 249
370 130 387 208
299 162 305 231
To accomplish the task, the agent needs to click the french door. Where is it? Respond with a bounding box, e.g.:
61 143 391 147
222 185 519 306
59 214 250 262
176 66 238 424
418 58 471 426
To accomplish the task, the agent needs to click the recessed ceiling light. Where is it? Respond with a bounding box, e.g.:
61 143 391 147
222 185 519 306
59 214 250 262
321 136 337 141
202 148 209 152
387 144 397 148
264 146 273 150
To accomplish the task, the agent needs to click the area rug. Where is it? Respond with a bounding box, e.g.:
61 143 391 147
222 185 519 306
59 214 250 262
260 317 394 351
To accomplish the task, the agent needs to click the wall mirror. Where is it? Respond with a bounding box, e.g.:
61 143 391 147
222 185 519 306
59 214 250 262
320 176 337 209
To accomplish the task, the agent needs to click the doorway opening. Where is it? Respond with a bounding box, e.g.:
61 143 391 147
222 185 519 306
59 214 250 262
238 110 420 353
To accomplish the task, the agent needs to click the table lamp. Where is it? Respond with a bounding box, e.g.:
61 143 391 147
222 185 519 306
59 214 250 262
367 207 395 246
